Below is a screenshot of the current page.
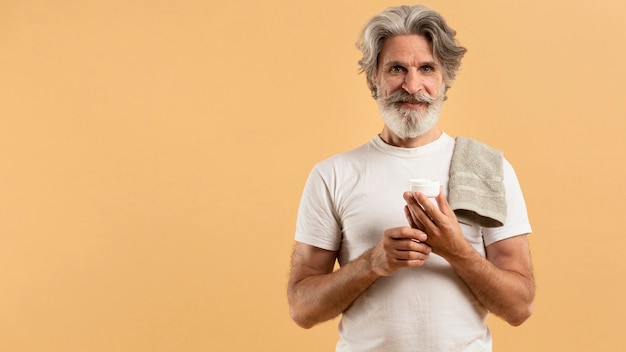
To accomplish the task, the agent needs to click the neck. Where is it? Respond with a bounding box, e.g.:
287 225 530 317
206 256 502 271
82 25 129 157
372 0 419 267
379 126 442 148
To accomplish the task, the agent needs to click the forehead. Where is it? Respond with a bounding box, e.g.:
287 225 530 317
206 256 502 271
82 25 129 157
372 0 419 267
378 34 435 66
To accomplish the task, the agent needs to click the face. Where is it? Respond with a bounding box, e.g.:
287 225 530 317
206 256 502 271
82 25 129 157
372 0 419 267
374 34 446 139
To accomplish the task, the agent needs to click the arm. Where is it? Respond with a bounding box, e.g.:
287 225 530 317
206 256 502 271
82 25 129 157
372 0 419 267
287 243 377 329
287 227 431 329
403 190 535 326
453 234 534 326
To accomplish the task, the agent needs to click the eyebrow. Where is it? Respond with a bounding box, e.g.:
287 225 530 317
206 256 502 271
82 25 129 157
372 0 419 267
382 60 406 69
382 60 440 69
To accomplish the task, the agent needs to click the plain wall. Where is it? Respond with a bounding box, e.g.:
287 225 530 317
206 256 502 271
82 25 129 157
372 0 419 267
1 0 625 351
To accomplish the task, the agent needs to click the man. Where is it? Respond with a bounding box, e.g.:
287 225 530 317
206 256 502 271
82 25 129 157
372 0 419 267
288 5 534 351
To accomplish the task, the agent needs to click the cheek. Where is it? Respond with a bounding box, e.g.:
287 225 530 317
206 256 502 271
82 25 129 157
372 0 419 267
378 78 403 97
426 77 445 95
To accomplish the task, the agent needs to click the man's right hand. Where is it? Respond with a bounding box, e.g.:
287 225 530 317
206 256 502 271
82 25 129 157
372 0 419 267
368 226 432 276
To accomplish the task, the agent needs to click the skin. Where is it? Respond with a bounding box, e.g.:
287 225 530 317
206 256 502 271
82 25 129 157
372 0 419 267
376 35 445 148
403 188 534 326
288 34 535 330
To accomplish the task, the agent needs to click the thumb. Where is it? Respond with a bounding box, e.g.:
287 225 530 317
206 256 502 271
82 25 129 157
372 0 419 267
435 185 453 215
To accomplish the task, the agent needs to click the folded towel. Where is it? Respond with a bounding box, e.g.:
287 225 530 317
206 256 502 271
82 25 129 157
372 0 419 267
448 136 506 228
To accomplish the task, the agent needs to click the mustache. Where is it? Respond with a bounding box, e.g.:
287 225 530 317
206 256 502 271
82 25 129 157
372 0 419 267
383 90 439 105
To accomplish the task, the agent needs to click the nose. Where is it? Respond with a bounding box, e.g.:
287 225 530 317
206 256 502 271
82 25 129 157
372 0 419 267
402 69 422 95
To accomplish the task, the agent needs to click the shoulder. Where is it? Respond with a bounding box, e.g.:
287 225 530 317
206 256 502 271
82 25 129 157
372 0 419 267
311 138 375 175
453 136 503 156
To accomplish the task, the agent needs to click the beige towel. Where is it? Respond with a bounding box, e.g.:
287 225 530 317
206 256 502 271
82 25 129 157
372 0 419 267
448 136 506 228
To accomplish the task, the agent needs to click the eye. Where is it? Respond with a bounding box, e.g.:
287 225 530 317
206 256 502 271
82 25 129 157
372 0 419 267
421 65 436 73
390 65 406 73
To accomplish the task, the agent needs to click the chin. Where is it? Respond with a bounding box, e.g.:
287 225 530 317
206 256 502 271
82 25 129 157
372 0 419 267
382 114 439 139
379 103 442 140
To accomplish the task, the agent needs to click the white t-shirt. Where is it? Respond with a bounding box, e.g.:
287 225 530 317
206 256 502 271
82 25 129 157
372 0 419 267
295 132 532 352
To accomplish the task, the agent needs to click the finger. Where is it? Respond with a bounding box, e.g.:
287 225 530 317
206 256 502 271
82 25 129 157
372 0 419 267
392 238 431 252
385 226 427 242
404 192 431 221
393 249 431 261
389 242 431 261
404 205 425 230
403 205 416 227
434 185 454 217
403 191 425 209
414 192 442 225
433 189 460 225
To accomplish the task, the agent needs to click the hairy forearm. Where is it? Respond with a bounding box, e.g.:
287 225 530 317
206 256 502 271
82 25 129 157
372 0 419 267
447 247 535 326
288 249 380 329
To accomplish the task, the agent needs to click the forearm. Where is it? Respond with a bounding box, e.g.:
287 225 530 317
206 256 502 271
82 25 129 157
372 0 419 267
288 249 380 329
447 246 535 326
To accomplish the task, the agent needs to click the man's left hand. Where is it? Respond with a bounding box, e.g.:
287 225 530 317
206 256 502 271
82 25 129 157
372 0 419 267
403 187 472 260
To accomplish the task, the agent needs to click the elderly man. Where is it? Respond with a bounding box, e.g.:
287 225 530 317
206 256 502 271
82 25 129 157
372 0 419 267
288 5 534 351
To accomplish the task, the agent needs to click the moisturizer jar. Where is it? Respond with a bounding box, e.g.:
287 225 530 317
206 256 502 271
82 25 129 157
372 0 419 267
408 179 440 198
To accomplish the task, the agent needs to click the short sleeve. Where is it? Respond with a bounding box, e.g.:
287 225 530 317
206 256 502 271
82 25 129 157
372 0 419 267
482 159 532 246
294 165 342 251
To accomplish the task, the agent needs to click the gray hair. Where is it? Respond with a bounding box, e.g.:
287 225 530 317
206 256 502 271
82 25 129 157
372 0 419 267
356 5 467 99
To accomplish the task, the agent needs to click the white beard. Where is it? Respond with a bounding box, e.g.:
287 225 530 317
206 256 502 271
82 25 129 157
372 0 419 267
377 90 444 139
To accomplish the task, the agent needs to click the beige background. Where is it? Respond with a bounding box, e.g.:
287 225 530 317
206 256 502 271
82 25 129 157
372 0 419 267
1 0 625 351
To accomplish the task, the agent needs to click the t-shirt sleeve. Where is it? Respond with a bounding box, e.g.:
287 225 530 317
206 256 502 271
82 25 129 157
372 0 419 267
482 158 532 246
294 165 342 251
